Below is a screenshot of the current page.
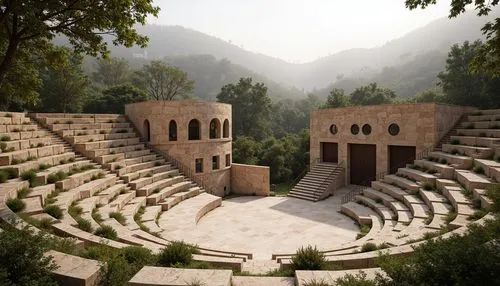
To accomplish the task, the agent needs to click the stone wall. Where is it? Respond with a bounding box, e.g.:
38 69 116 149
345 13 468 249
125 100 232 197
310 103 473 184
230 163 270 196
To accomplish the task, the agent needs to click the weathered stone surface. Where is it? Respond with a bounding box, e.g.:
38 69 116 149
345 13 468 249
128 267 232 286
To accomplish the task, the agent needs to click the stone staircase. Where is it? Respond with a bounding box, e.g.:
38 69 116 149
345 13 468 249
288 162 344 202
435 115 466 152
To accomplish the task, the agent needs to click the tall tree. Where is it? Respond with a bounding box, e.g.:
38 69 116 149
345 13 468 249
405 0 500 75
92 58 130 87
84 84 149 114
217 78 272 140
140 60 195 100
438 41 500 108
350 82 396 106
36 48 90 113
0 0 159 105
324 88 348 108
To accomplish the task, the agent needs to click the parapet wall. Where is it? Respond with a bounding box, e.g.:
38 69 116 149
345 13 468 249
230 163 270 196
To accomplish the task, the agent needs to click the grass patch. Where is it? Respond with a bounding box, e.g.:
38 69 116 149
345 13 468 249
157 241 199 267
444 212 458 224
356 224 371 239
110 212 127 225
291 245 327 270
76 217 93 232
6 198 25 212
94 225 118 240
44 204 63 219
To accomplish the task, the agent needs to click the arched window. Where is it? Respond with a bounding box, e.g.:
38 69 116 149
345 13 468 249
223 119 229 138
169 120 177 141
209 118 221 139
143 119 150 142
188 119 201 140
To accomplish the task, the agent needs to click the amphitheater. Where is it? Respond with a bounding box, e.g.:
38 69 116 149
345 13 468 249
0 101 497 285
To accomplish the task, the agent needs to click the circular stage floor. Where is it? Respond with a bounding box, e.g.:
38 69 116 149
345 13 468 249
165 191 359 260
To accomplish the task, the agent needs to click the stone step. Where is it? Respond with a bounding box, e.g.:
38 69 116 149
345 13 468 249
435 178 460 191
455 169 494 192
371 181 408 201
472 189 494 211
413 159 454 179
138 176 185 197
383 175 419 192
398 168 436 185
147 181 193 206
340 201 374 225
442 143 494 159
450 135 500 148
355 195 394 221
428 151 473 169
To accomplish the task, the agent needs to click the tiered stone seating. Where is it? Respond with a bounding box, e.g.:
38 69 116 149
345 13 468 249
129 267 233 286
295 268 383 286
26 112 250 274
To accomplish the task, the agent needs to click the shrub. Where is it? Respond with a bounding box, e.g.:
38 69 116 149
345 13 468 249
47 171 67 184
422 182 433 191
473 166 485 175
109 212 126 225
120 246 157 271
92 209 103 223
7 198 25 212
360 242 377 253
0 142 6 151
158 241 198 267
21 170 37 186
68 157 75 163
468 210 487 221
68 204 83 218
36 142 44 147
44 205 63 219
479 132 487 137
0 171 8 183
450 149 460 155
445 212 458 224
12 128 20 132
291 245 326 270
466 123 475 129
0 226 59 285
154 161 162 167
473 111 483 116
302 279 332 286
451 139 460 145
95 225 117 240
76 218 93 232
116 129 128 133
38 163 50 170
439 158 447 164
65 120 73 124
356 224 371 239
335 272 377 286
17 187 31 199
100 130 106 134
4 113 12 117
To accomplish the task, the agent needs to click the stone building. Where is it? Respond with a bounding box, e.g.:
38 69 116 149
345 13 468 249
125 100 270 197
309 103 474 185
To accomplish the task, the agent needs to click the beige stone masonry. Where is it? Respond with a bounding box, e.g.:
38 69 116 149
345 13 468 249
230 163 270 196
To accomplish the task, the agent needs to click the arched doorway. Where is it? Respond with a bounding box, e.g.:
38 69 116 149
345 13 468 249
188 119 201 140
209 118 221 139
223 119 229 138
143 119 150 142
169 120 177 141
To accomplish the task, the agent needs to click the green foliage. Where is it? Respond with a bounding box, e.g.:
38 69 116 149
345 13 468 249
17 187 31 199
357 224 371 239
139 60 195 100
473 166 485 175
335 271 377 286
47 171 68 184
360 243 378 253
486 185 500 212
0 226 58 285
376 216 500 285
0 0 160 108
44 205 63 219
324 88 348 108
302 280 331 286
0 171 8 183
157 241 199 267
6 198 25 212
109 212 127 225
92 57 131 87
34 48 90 113
438 41 500 108
406 0 500 75
95 225 118 240
76 217 93 232
217 77 272 140
350 83 396 106
291 245 327 270
84 84 149 114
20 170 37 187
412 90 444 103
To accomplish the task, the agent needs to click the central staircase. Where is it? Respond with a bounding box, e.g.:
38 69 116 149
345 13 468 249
288 162 344 202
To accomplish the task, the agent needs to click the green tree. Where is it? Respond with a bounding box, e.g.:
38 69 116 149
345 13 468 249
259 137 292 183
324 88 348 108
0 225 58 285
405 0 500 75
84 84 149 114
92 58 131 87
217 77 272 140
0 0 159 105
140 60 195 100
350 83 396 106
232 136 262 165
412 90 443 103
36 48 90 113
438 41 500 108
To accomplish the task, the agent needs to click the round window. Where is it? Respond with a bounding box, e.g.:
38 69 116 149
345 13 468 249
362 124 372 135
351 124 360 135
388 123 400 136
329 124 338 135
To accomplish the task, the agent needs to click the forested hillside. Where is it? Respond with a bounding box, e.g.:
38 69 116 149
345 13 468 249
99 11 493 92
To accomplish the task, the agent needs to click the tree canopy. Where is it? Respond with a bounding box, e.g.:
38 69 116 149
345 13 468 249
0 0 159 106
139 60 195 101
405 0 500 75
217 77 272 140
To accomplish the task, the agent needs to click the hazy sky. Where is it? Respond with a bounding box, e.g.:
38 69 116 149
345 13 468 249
150 0 453 63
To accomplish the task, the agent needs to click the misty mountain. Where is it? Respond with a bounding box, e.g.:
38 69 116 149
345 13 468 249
105 11 492 92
